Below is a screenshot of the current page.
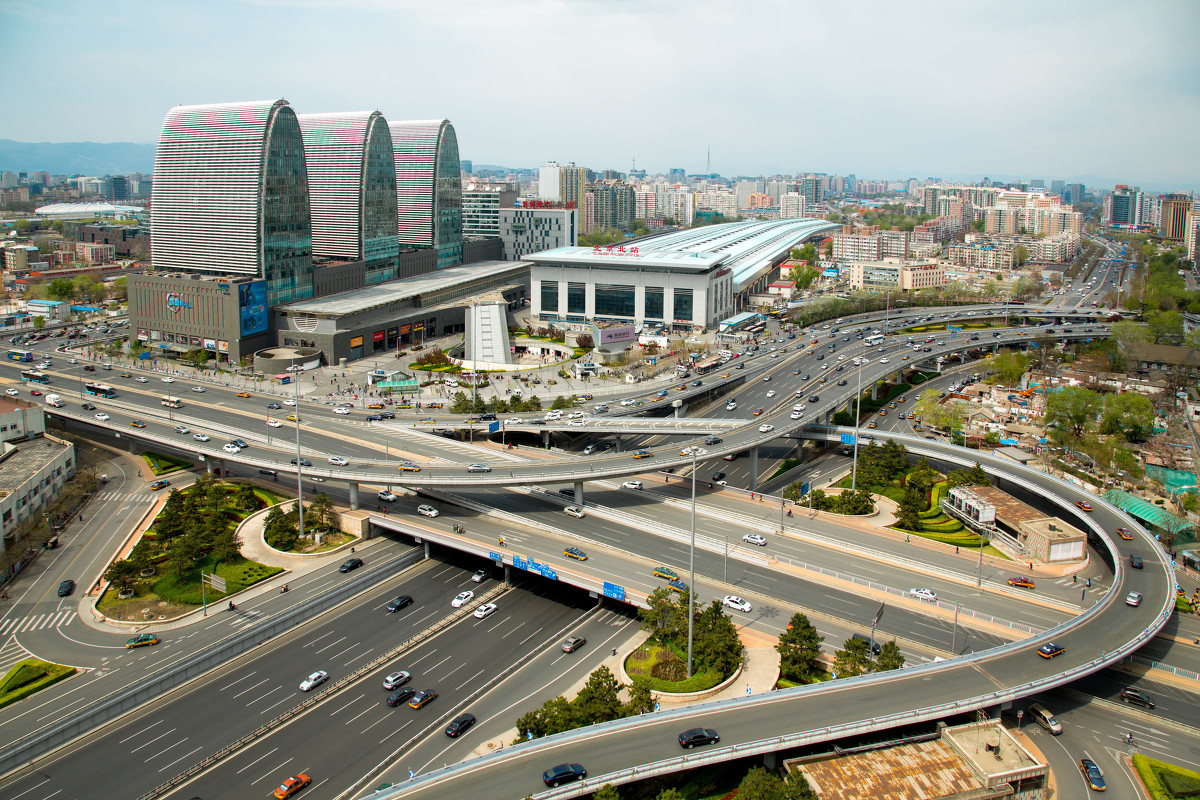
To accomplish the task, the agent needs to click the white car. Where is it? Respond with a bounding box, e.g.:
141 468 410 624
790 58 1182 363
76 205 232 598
94 412 110 421
568 419 585 427
174 425 189 434
333 407 351 415
473 602 498 619
564 506 585 518
567 411 584 419
283 398 297 406
504 417 522 424
452 591 474 608
725 402 737 411
620 399 636 406
267 418 282 427
328 456 349 466
879 358 890 364
159 376 174 383
191 386 205 393
4 388 18 396
762 375 771 382
765 390 776 398
222 443 241 454
417 504 438 517
742 533 767 546
909 588 937 602
193 433 210 442
790 411 803 420
378 490 398 502
136 376 149 383
299 670 328 691
723 595 752 613
471 569 487 583
68 358 77 364
623 480 643 490
758 424 774 433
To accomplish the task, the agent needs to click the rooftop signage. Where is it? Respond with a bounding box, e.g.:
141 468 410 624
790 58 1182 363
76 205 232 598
591 245 640 256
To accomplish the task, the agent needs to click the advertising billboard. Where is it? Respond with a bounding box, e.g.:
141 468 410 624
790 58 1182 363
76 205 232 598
350 336 364 348
595 324 636 345
238 281 268 337
203 338 217 351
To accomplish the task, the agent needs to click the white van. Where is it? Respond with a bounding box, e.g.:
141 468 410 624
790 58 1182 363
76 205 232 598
1028 703 1062 735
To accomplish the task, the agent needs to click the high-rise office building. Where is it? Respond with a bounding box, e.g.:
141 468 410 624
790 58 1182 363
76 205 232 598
460 159 472 175
1051 180 1065 197
559 162 589 207
389 119 463 269
1064 184 1085 204
151 99 315 305
1159 193 1193 242
102 175 128 202
779 192 806 219
801 177 824 207
668 168 686 185
462 182 518 239
297 111 399 285
590 181 635 231
1106 185 1142 226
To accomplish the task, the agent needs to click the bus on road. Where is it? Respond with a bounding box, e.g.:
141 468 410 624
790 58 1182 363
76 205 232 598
6 349 33 362
161 396 183 408
695 358 723 375
864 334 884 347
83 382 117 398
20 370 50 384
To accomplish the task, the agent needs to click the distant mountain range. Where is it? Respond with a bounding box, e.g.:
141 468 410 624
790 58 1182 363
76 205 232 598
0 140 156 176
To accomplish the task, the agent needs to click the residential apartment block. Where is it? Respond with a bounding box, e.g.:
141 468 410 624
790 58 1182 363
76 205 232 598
849 260 946 292
500 207 577 260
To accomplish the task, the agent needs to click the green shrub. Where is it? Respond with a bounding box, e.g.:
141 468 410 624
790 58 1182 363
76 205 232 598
0 660 75 710
1133 754 1200 800
0 661 47 694
635 669 724 694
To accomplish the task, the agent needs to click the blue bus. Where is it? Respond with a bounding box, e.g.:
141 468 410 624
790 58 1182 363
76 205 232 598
83 382 117 399
6 349 33 362
20 370 49 384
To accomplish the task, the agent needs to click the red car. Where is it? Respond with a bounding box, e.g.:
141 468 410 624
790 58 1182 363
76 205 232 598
274 773 311 799
1074 501 1093 512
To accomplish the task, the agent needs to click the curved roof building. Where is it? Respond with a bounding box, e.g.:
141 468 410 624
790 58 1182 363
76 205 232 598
150 99 314 304
388 119 463 269
297 111 399 285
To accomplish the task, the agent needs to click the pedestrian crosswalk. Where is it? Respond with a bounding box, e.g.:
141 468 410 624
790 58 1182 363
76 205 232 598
0 609 78 636
96 490 154 503
1052 575 1106 594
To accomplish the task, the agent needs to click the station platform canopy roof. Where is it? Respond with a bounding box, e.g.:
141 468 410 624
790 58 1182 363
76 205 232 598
1103 489 1196 536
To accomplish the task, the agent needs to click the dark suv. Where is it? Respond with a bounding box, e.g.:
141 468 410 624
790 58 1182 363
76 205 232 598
1120 687 1154 708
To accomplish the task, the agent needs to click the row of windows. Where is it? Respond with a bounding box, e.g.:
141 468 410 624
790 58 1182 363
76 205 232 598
538 282 695 320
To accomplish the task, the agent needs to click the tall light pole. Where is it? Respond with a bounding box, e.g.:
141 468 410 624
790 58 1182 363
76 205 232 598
851 359 863 492
686 448 696 679
292 369 306 544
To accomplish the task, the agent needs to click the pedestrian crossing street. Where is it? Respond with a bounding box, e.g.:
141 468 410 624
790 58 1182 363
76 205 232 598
0 609 78 636
1051 575 1106 594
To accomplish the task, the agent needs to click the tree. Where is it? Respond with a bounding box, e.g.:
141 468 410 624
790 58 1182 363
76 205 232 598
1045 385 1100 436
1099 392 1155 442
990 350 1029 385
654 791 686 800
1013 245 1029 266
516 695 574 740
234 482 258 511
896 486 924 531
776 612 824 682
640 586 685 642
736 766 818 800
832 635 873 678
104 558 137 592
875 640 905 671
47 278 76 301
623 676 655 717
308 492 335 530
573 666 623 725
594 786 621 800
32 316 45 329
693 599 744 676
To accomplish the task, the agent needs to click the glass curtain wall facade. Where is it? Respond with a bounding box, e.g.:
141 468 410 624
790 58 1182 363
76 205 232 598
151 99 314 305
297 111 399 286
390 119 463 270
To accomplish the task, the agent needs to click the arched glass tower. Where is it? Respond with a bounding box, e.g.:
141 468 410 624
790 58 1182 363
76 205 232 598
297 111 399 285
151 99 314 304
389 119 463 269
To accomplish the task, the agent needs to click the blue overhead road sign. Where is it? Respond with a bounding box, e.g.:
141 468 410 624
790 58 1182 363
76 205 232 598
603 582 626 602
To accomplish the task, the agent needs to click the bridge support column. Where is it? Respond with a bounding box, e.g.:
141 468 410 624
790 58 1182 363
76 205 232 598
894 369 902 384
219 458 227 476
542 430 550 448
206 458 217 474
348 482 359 510
870 382 879 401
424 540 431 559
749 446 759 491
763 752 778 770
574 481 584 507
993 343 999 354
824 409 832 424
127 439 141 456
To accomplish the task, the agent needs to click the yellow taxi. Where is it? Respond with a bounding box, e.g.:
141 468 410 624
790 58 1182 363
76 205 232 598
236 391 251 398
286 414 301 422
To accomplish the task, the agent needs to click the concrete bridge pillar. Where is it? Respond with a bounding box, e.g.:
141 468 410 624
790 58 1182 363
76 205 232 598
542 430 550 448
128 439 141 456
424 540 432 559
206 458 217 474
870 382 879 401
894 369 902 384
749 446 759 491
573 481 584 507
348 482 359 510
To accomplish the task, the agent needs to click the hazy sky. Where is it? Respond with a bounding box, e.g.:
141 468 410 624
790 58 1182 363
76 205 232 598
4 0 1198 188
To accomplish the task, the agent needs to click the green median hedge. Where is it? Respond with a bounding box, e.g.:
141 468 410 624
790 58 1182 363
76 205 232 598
0 659 75 710
1132 754 1200 799
636 669 725 694
891 527 986 547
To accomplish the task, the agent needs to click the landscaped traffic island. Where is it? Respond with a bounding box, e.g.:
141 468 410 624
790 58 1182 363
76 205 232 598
99 475 283 619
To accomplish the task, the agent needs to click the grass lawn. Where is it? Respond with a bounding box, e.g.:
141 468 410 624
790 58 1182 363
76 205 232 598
142 451 193 476
287 531 355 554
625 641 724 694
97 554 283 618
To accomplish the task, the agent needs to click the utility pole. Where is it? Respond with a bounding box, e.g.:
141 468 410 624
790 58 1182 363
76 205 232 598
687 448 697 679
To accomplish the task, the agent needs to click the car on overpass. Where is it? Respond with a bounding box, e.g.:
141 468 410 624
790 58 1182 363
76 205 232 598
397 462 421 472
444 713 476 738
125 633 159 649
299 671 328 691
561 636 587 653
1037 642 1066 659
1008 576 1035 589
678 727 720 749
409 689 438 709
632 449 652 459
452 591 473 608
543 763 587 788
564 547 588 561
273 773 311 799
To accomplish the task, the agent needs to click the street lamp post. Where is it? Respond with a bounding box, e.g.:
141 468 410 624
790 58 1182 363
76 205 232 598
291 370 307 544
686 448 696 679
851 360 863 492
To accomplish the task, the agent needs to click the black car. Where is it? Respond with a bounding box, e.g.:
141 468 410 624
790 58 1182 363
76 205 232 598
57 579 75 597
386 687 416 707
291 458 313 467
678 727 720 749
83 365 96 371
1130 554 1143 569
366 414 383 421
339 557 364 573
712 471 725 482
543 763 587 787
704 436 723 445
266 402 282 410
808 395 820 403
1120 687 1155 708
386 595 413 612
445 712 476 738
81 403 96 411
800 374 809 380
379 411 395 420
